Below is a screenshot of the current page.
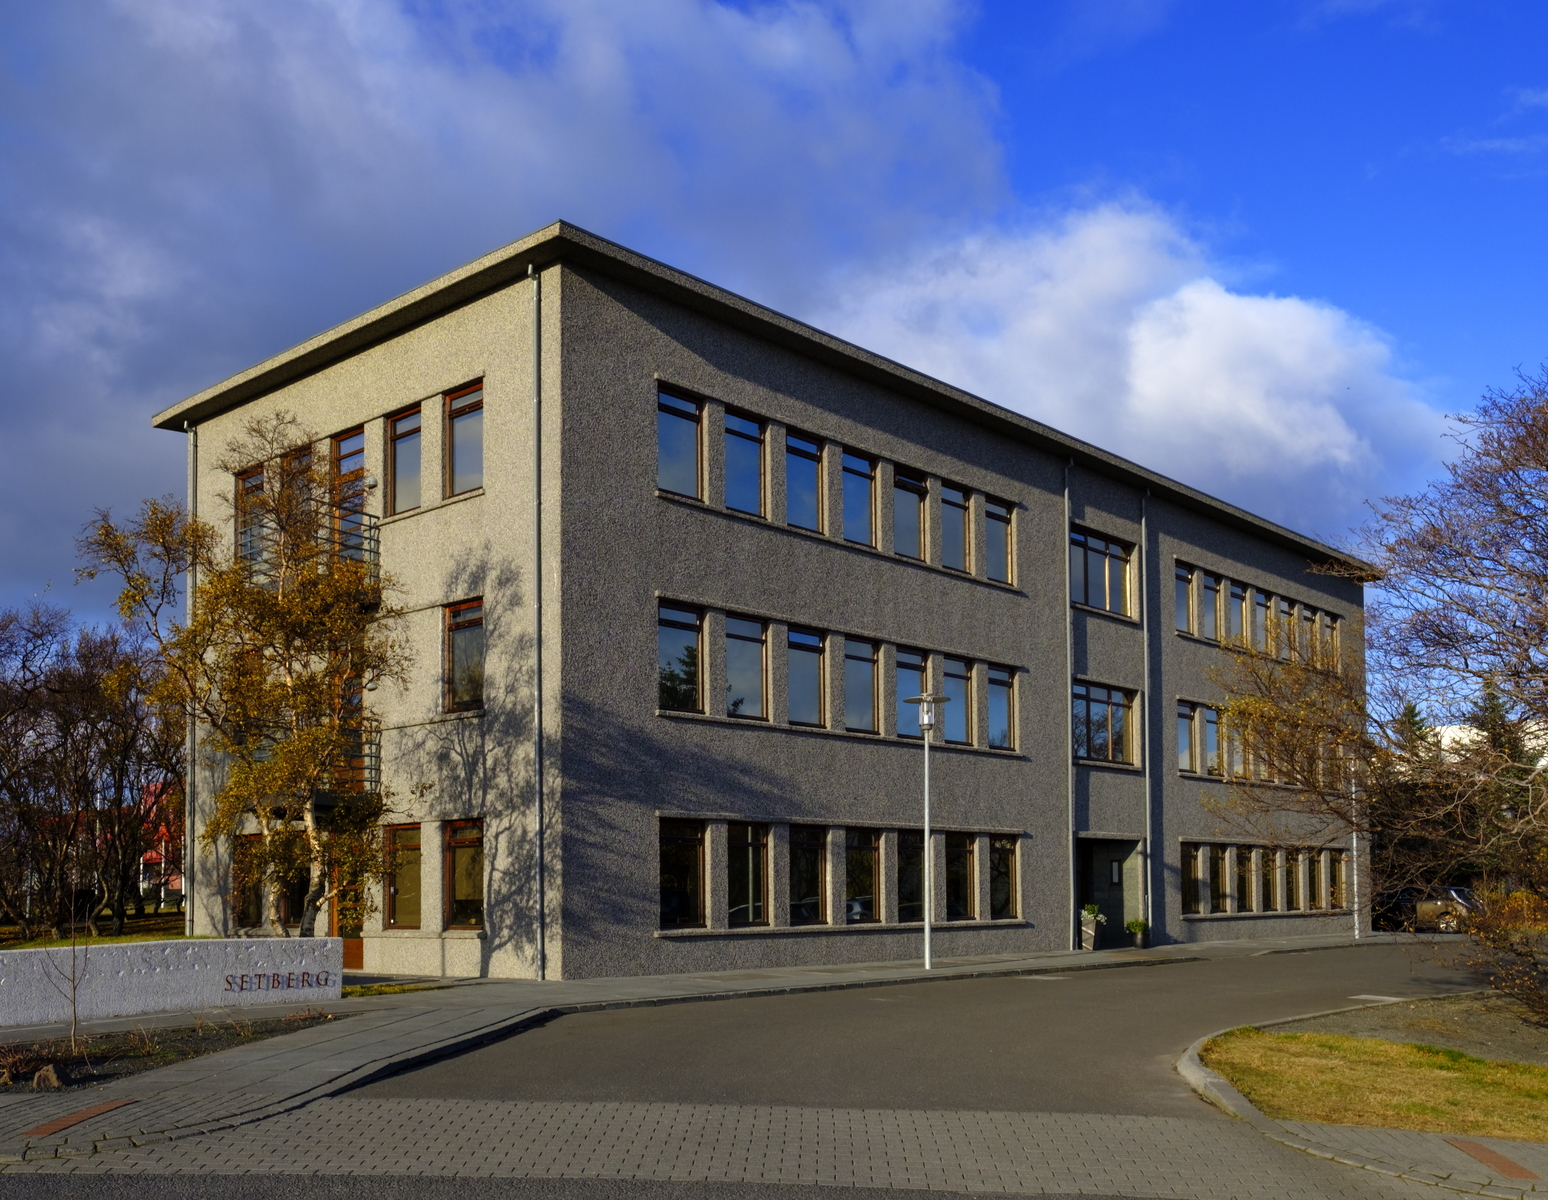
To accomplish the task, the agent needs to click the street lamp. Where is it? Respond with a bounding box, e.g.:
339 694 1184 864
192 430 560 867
904 693 949 970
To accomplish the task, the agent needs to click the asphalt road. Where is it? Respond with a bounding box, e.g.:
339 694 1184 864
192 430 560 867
354 942 1476 1117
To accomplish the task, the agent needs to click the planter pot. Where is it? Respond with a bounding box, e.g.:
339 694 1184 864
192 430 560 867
1080 918 1100 951
1130 931 1148 949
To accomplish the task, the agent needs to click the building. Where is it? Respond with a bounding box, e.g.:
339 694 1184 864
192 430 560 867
153 221 1367 980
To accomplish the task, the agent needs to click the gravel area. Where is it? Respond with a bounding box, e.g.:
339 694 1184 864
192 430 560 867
1271 991 1548 1065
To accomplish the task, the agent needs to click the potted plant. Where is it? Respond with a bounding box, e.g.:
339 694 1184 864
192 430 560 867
1080 904 1106 950
1124 917 1150 949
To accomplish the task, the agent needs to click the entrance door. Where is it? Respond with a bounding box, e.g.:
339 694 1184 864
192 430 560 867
1078 839 1141 949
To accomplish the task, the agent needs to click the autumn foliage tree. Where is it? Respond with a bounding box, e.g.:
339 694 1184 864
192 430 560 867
80 412 412 938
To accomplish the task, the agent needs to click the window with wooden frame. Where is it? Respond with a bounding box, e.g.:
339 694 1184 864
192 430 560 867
985 498 1012 583
785 431 822 531
786 628 825 727
944 832 975 920
657 391 701 498
236 468 266 565
445 381 484 496
1072 681 1135 763
659 819 705 927
1069 530 1131 615
445 600 485 712
385 824 421 929
843 639 877 732
1175 563 1195 633
789 824 827 925
898 830 925 922
332 427 367 562
727 822 768 926
658 603 702 713
845 828 880 923
842 452 875 546
895 647 927 738
724 411 764 516
989 835 1018 919
987 665 1015 749
388 408 422 514
942 657 971 745
724 616 766 719
444 819 484 928
940 484 970 571
892 469 926 560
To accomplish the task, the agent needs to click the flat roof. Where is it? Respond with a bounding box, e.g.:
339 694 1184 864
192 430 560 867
152 220 1367 571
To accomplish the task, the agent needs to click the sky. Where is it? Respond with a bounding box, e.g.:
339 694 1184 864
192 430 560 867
1 0 1545 617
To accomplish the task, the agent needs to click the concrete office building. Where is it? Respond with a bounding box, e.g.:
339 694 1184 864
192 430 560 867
154 221 1366 980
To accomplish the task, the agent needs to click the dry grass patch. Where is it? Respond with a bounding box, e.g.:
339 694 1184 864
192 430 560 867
1201 1027 1548 1142
339 983 452 998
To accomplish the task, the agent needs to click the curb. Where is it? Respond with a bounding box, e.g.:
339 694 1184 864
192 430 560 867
2 950 1206 1164
1178 993 1544 1198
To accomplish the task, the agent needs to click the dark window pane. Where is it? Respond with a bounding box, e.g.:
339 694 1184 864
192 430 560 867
387 825 421 928
1253 591 1269 651
1201 575 1220 640
986 500 1011 582
786 434 821 531
893 471 924 559
659 820 704 927
1203 709 1221 775
447 821 484 928
1107 548 1127 614
1069 536 1086 605
898 830 924 922
987 666 1013 749
658 605 701 712
1072 683 1090 759
449 401 483 495
1236 846 1254 912
447 603 484 710
941 485 968 571
945 833 974 920
725 617 765 719
1209 845 1228 913
845 828 879 923
844 640 876 732
657 395 700 497
896 648 926 737
725 414 763 515
942 657 970 744
1259 849 1279 911
1176 564 1192 632
727 823 767 926
1230 583 1247 641
789 825 826 925
391 413 421 514
842 453 873 545
787 629 824 726
989 835 1017 919
1182 844 1203 914
1178 702 1195 771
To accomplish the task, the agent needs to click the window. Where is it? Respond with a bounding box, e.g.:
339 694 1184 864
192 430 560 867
1259 848 1279 912
1284 850 1303 910
1321 612 1339 663
389 409 421 514
845 828 879 923
989 836 1017 919
1200 574 1220 641
332 428 367 561
724 412 764 515
233 834 306 928
385 824 421 928
785 432 822 531
1301 605 1316 660
1175 564 1193 633
789 825 827 925
236 468 266 565
898 830 924 922
724 616 766 719
445 820 484 928
987 666 1014 750
659 819 704 927
1253 590 1269 652
940 484 969 571
893 469 926 559
1178 702 1221 774
657 391 701 498
842 453 874 545
942 657 971 744
446 382 484 496
1202 707 1221 775
1229 582 1247 641
1209 844 1228 913
446 600 485 711
1177 701 1195 771
1235 847 1253 912
1182 844 1204 914
658 604 701 712
1332 853 1349 909
1311 850 1327 910
944 832 974 920
1069 530 1131 615
896 648 927 738
844 639 877 732
787 629 825 727
1072 682 1134 763
727 823 768 926
1276 597 1293 660
985 499 1012 583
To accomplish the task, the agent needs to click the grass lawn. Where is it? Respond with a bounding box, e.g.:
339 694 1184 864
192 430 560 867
0 910 188 951
1202 1027 1548 1142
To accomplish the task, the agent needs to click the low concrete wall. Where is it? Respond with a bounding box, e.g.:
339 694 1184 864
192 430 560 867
0 937 342 1027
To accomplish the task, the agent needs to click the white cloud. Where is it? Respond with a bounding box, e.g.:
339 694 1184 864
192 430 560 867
816 205 1443 535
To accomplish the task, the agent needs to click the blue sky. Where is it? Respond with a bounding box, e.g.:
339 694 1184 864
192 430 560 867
1 0 1544 616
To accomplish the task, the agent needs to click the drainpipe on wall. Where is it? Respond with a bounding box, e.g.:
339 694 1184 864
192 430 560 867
529 262 547 980
1064 459 1077 950
1140 489 1154 937
184 420 197 939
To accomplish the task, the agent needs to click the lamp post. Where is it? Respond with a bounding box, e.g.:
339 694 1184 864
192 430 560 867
904 693 949 970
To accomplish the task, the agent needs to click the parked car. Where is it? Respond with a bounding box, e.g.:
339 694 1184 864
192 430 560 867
1376 885 1479 932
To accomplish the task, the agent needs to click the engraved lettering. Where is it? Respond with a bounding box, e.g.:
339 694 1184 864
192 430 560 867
224 975 236 992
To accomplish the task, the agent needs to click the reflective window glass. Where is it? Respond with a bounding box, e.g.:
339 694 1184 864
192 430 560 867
659 820 704 927
945 833 974 920
445 820 484 928
844 639 876 732
447 384 484 496
898 830 925 922
845 828 879 923
727 823 768 926
658 604 701 712
1175 564 1193 632
446 601 484 711
989 835 1017 919
985 499 1012 582
893 470 925 559
786 433 822 531
386 825 421 928
942 657 970 744
724 412 764 515
987 665 1014 749
657 392 701 497
789 825 826 925
842 453 874 545
725 616 766 719
896 648 926 738
941 484 969 571
787 629 824 726
390 409 421 514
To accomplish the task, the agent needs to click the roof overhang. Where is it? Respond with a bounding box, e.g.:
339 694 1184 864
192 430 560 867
152 220 1371 574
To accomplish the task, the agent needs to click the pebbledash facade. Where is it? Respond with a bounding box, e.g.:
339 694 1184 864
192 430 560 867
155 222 1368 981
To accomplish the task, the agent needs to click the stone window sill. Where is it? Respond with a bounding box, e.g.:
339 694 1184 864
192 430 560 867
655 918 1028 938
1181 909 1350 921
